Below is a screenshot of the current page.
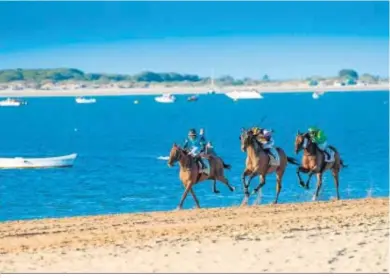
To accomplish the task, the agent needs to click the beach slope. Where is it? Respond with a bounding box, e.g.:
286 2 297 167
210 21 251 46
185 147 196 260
0 198 388 273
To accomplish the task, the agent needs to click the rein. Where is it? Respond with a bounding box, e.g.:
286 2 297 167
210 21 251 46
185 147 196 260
175 148 194 171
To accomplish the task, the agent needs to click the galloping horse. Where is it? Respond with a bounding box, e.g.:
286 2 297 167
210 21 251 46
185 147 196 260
239 128 300 205
294 131 347 201
167 143 235 210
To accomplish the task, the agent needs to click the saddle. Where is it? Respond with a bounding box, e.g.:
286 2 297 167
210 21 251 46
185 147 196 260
320 147 335 163
265 148 280 166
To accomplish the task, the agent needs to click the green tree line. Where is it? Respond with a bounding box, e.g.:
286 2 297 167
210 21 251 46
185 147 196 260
0 68 205 84
0 68 385 84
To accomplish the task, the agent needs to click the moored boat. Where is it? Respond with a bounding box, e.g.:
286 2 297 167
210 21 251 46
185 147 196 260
312 91 325 99
75 97 96 104
155 94 176 103
225 90 263 101
0 98 27 107
0 153 77 169
187 95 199 102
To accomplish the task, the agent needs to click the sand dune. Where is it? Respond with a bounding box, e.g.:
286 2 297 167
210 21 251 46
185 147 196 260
0 198 388 273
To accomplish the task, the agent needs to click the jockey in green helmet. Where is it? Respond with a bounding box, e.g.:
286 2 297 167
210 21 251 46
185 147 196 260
308 126 331 160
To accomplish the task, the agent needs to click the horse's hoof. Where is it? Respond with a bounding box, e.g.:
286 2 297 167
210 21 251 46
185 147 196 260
299 182 306 188
230 186 236 192
252 190 258 195
213 190 220 194
174 207 181 211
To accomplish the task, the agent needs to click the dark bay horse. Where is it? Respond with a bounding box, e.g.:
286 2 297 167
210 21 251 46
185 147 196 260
239 129 300 205
294 131 347 201
167 143 235 210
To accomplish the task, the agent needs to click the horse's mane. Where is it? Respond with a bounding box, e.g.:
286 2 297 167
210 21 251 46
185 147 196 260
244 131 265 153
299 132 319 155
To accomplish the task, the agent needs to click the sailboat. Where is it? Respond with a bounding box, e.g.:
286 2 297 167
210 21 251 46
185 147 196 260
207 69 217 94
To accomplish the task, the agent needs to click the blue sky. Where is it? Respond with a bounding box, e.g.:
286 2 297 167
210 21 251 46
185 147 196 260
0 1 388 79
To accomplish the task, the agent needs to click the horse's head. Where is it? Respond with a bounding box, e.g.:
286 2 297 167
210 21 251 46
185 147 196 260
295 130 310 154
239 128 254 152
167 143 183 167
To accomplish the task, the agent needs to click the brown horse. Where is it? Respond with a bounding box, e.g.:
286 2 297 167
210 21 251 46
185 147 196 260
239 129 300 205
167 143 235 210
294 131 347 201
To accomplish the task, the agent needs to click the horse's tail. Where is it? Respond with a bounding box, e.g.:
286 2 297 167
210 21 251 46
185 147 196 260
287 156 300 166
223 162 231 170
340 159 348 168
328 145 348 169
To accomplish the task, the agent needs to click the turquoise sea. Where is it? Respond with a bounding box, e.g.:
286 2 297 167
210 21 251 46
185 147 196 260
0 90 388 222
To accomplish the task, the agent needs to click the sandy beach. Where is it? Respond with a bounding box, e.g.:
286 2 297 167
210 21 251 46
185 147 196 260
0 197 388 273
0 84 388 97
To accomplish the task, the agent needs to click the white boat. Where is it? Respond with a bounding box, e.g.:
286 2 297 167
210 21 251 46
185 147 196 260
155 94 176 103
0 98 27 107
0 153 77 169
75 97 96 104
187 95 199 102
225 90 263 101
312 91 325 99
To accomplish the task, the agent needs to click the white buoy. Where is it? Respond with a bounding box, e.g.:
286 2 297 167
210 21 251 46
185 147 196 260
134 100 139 104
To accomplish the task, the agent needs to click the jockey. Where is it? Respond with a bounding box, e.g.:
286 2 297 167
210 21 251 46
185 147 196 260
251 126 276 157
183 128 208 172
308 126 331 160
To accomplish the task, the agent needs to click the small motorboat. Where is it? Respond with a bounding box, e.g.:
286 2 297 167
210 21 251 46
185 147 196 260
0 153 77 169
187 95 199 102
0 98 27 107
155 94 176 103
75 97 96 104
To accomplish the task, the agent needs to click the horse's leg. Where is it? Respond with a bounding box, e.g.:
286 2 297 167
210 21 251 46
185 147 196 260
312 173 323 201
181 183 201 208
241 169 251 206
332 168 340 200
253 174 266 205
177 183 194 210
305 172 314 189
190 188 201 208
296 166 309 188
212 179 220 194
274 172 283 204
216 176 235 192
253 174 266 194
246 172 258 188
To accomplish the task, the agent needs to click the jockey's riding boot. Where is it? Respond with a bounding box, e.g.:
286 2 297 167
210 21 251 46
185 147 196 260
197 158 208 174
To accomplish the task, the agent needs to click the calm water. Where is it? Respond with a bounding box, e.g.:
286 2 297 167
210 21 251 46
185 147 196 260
0 91 388 221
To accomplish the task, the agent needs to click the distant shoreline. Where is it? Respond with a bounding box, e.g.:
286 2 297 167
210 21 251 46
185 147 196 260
0 84 388 97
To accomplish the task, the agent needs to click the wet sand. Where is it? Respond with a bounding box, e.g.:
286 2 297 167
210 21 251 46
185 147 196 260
0 197 388 273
